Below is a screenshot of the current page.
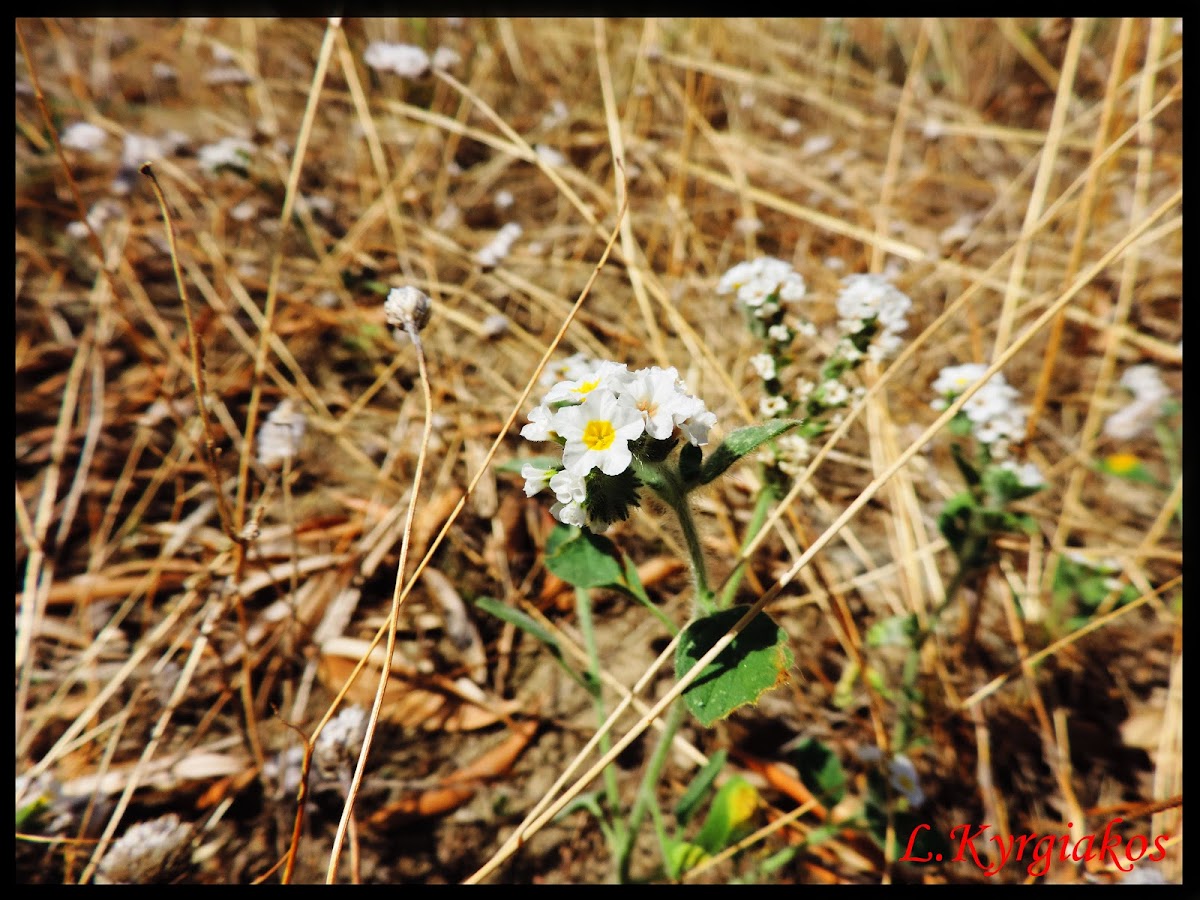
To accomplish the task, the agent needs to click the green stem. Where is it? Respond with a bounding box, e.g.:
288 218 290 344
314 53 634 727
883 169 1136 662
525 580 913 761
616 700 687 882
575 586 626 870
719 467 779 609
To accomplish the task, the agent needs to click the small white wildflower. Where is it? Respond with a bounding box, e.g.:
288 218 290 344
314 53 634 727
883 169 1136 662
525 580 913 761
821 380 850 406
775 433 811 476
95 814 191 884
931 362 988 397
434 202 461 231
480 313 510 338
476 222 523 268
615 366 693 440
520 404 557 442
539 352 598 389
888 754 925 808
836 274 912 341
152 61 178 81
204 65 252 86
738 90 756 109
521 461 556 497
749 353 777 381
61 121 107 153
551 498 588 528
779 118 802 137
1000 459 1044 489
314 705 368 782
768 324 791 343
533 144 567 167
1120 364 1169 406
922 118 945 140
794 320 818 339
1103 403 1156 441
549 467 588 506
554 390 646 477
384 285 433 336
494 189 514 210
717 257 806 310
120 133 164 170
543 360 628 406
733 216 763 235
676 398 717 447
364 41 431 78
541 99 569 128
801 133 835 156
760 395 789 417
431 45 461 71
835 339 864 364
824 256 846 272
230 199 258 222
257 399 307 468
197 136 254 175
795 379 815 403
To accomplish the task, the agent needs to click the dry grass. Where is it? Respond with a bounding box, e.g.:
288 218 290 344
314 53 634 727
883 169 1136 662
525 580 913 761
15 17 1182 885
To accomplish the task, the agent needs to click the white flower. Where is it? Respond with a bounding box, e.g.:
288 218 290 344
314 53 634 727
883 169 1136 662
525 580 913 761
616 366 692 440
821 380 850 406
760 395 789 417
61 121 107 153
431 46 461 71
257 400 306 468
539 352 598 389
476 222 523 268
480 313 509 338
768 324 791 343
717 257 806 310
749 353 777 381
553 390 645 477
888 754 925 808
541 99 569 128
384 285 432 335
95 814 191 884
521 461 556 497
551 498 588 528
520 404 558 442
534 144 567 167
543 360 627 406
549 467 588 505
364 42 431 78
494 189 514 210
1000 459 1044 489
675 396 717 447
314 705 368 781
775 433 811 476
836 274 912 341
197 136 254 175
801 133 835 156
1104 364 1170 440
931 362 988 397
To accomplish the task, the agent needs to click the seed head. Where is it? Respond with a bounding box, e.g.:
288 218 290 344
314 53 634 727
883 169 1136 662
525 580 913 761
385 286 433 336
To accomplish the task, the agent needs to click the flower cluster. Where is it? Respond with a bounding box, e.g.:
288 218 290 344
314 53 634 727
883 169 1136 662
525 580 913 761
197 136 254 176
717 256 808 320
313 705 368 784
257 399 307 468
95 813 191 884
930 362 1028 460
832 273 913 364
1103 364 1170 440
521 360 716 530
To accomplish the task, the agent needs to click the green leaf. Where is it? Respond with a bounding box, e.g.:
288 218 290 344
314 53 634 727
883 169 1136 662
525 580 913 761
696 420 803 486
865 613 919 648
665 840 710 880
675 607 793 726
545 525 624 588
694 776 758 855
473 597 593 694
495 455 559 475
950 442 981 486
675 749 727 827
782 737 846 807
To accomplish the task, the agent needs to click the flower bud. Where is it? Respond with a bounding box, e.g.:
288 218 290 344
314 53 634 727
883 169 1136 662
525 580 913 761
385 286 432 335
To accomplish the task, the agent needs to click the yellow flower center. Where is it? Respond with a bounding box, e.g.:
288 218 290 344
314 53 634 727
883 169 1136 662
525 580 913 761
573 378 602 397
1106 452 1140 474
582 419 616 451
